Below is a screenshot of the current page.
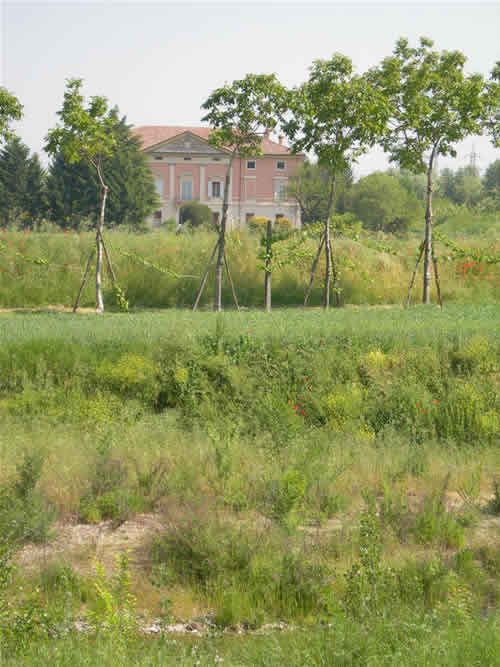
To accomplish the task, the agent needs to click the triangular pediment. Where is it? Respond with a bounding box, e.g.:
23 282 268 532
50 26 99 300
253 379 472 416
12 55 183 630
147 131 228 156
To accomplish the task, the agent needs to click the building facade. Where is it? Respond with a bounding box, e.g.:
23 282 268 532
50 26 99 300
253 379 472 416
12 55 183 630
132 126 304 228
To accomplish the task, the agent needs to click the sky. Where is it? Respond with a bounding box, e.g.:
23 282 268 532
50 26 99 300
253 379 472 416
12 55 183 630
2 0 499 178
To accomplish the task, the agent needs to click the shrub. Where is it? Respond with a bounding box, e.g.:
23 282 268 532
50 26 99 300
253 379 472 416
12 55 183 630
96 354 160 405
178 202 214 230
0 452 55 544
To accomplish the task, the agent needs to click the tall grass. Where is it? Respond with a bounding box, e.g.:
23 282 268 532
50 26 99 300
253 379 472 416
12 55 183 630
0 228 498 309
0 307 499 660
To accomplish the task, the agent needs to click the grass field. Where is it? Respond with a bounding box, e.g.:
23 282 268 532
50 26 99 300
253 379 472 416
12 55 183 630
1 226 499 309
0 306 499 664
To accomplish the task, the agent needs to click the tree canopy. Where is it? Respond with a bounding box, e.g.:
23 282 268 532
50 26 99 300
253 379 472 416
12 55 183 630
346 171 422 234
0 88 23 143
0 137 45 227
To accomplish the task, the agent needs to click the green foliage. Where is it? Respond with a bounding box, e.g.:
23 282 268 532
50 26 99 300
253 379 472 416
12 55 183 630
179 202 214 230
343 508 397 619
414 486 465 549
346 171 423 233
202 73 284 159
87 553 137 637
370 37 492 173
96 353 159 405
46 113 158 229
286 161 353 224
0 451 54 544
45 78 116 168
0 137 46 228
151 516 330 623
0 87 23 143
283 54 390 173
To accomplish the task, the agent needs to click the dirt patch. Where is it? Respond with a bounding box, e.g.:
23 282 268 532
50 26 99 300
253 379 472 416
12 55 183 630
16 513 166 574
0 306 96 314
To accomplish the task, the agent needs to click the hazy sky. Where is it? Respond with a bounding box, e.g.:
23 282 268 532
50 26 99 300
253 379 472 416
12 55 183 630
2 0 499 177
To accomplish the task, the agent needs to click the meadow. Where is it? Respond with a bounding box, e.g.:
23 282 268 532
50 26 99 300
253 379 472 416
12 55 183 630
0 217 499 310
0 305 499 664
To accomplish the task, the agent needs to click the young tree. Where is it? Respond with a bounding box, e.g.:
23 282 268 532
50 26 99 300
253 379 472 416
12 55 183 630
45 79 118 312
193 73 284 312
282 55 389 308
0 87 23 143
46 112 159 229
370 37 496 304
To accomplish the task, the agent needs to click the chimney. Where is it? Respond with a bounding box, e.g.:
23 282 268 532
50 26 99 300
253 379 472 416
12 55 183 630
264 128 270 140
278 135 284 145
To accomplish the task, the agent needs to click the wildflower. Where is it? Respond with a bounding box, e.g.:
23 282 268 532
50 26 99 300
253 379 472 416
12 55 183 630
300 410 306 415
303 378 307 382
433 399 438 403
416 403 420 408
288 399 291 403
421 409 424 414
248 329 252 333
293 405 299 410
309 386 312 391
321 339 325 345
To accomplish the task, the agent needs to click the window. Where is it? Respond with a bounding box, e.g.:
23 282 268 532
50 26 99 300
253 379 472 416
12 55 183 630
183 157 192 161
211 181 221 198
154 156 163 161
276 160 285 170
246 160 256 170
275 182 287 200
155 177 164 197
181 180 193 201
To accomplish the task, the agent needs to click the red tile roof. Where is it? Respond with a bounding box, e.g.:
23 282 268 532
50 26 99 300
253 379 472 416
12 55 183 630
132 126 294 155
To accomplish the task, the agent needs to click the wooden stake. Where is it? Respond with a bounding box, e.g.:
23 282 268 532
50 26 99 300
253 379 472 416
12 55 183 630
192 238 220 311
432 253 442 307
265 220 272 313
73 249 94 313
224 250 240 311
304 233 325 306
406 242 425 307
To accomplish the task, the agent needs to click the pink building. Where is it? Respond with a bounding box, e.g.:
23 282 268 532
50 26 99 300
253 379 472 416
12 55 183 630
132 126 304 228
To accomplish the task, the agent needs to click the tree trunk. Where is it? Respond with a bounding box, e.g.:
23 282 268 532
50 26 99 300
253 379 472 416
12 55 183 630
324 172 336 309
214 153 234 312
265 219 272 312
95 184 108 313
422 144 438 304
